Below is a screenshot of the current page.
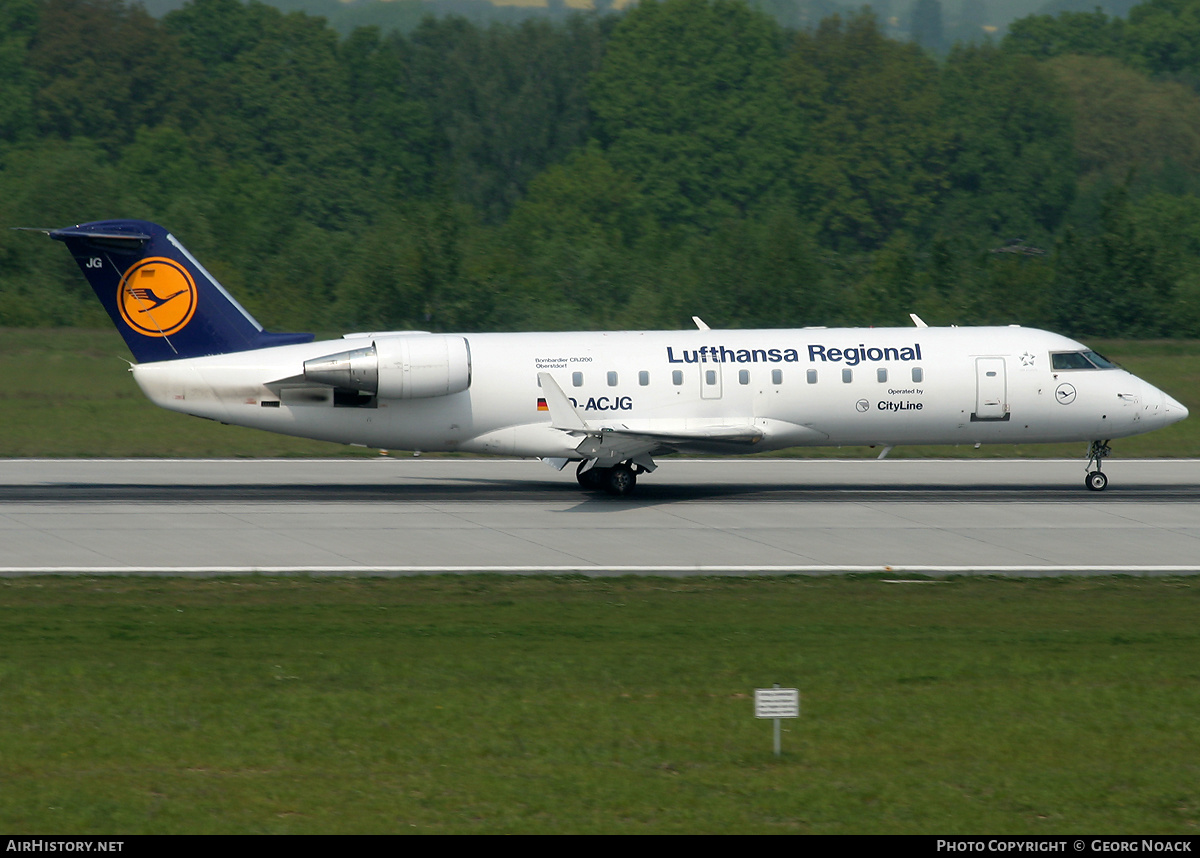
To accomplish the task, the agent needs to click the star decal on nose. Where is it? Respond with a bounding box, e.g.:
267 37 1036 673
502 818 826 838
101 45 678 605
1020 351 1035 367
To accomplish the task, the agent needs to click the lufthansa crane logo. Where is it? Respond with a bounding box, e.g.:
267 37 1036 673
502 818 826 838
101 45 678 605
117 257 198 337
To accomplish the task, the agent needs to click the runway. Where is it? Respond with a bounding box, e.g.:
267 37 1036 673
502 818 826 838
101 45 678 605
2 457 1199 575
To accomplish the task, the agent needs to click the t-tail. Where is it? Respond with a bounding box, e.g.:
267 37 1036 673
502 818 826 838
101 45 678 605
37 219 313 362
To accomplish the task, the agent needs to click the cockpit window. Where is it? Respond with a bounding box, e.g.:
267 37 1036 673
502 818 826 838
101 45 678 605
1052 352 1093 369
1083 350 1117 368
1051 351 1118 370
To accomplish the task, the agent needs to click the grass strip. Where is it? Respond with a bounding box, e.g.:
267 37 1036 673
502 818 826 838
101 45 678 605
0 575 1196 833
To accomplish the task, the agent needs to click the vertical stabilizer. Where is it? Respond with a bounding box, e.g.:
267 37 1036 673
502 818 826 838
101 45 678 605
45 219 313 362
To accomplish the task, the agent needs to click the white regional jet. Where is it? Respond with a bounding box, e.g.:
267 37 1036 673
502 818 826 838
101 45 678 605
31 219 1189 495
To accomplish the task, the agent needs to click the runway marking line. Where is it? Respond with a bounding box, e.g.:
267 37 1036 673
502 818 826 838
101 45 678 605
1 565 1198 576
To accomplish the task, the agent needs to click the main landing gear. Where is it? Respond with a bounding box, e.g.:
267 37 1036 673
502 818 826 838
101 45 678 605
576 460 640 496
1085 440 1112 491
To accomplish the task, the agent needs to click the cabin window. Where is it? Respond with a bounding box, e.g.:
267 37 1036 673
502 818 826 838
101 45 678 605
877 368 888 383
842 369 853 383
912 367 924 383
572 372 583 387
771 369 783 385
639 371 650 386
672 370 684 386
705 369 717 385
806 369 817 384
607 371 618 387
738 369 750 385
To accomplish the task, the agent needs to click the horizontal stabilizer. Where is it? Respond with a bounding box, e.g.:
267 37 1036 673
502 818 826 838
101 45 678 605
44 225 153 242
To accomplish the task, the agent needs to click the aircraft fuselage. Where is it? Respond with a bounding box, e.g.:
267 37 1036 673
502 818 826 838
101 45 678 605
130 325 1185 458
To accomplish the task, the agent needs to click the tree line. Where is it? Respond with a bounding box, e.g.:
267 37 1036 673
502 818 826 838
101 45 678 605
3 0 1200 340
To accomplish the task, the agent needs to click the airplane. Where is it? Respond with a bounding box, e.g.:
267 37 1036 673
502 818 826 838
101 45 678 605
25 219 1189 495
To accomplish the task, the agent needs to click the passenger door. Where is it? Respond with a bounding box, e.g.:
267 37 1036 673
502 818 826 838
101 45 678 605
973 357 1008 421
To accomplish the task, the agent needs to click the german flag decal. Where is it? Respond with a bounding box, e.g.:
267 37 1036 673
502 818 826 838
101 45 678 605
537 398 549 412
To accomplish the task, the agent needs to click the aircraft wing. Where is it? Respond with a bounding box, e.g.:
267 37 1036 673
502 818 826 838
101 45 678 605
570 424 764 469
537 372 764 468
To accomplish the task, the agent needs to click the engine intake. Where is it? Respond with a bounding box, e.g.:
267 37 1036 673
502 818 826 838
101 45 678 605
303 335 471 399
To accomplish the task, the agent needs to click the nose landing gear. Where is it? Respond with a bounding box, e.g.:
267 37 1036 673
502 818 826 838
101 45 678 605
1085 440 1112 491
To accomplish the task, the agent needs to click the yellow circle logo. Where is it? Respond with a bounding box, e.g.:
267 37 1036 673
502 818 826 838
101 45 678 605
117 257 198 337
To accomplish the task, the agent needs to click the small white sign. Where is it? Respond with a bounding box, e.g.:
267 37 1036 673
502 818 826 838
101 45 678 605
755 687 799 719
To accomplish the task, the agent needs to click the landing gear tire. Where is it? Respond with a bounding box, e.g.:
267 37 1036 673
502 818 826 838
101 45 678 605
576 461 604 491
603 463 637 497
1084 440 1112 492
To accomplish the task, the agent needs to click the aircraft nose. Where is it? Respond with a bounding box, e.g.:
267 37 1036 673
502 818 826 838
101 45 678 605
1138 378 1188 429
1147 378 1190 427
1163 392 1189 424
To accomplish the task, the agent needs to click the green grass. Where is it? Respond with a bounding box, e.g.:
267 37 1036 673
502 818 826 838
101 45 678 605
1 328 1197 457
0 575 1198 834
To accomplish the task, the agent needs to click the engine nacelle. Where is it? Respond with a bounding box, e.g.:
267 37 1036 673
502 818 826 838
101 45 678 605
303 335 471 399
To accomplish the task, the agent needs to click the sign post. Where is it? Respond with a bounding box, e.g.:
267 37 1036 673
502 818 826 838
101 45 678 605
755 685 799 757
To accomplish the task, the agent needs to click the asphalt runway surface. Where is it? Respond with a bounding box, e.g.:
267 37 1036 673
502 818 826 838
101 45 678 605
2 457 1198 575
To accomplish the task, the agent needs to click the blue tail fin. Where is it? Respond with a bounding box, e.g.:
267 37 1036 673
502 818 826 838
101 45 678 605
46 219 313 362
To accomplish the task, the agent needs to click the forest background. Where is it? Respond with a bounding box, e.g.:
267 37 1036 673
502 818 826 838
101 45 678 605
5 0 1200 341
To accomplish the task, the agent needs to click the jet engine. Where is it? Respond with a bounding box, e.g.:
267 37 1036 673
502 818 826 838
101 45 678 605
303 335 471 399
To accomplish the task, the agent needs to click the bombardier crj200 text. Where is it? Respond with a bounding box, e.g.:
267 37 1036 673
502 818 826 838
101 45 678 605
27 220 1189 495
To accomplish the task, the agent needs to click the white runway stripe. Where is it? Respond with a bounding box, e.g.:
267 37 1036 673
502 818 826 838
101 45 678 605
1 565 1198 576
